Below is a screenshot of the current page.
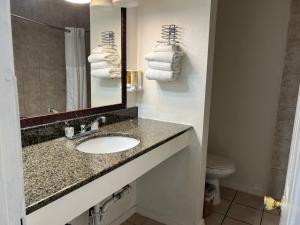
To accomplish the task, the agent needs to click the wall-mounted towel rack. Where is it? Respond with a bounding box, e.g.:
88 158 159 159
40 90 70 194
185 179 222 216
101 31 116 49
145 24 184 82
158 24 182 46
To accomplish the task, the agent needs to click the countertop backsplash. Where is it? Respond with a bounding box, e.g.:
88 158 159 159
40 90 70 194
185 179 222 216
21 107 138 147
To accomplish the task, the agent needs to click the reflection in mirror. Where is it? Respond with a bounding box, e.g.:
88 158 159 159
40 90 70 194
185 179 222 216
90 6 122 108
10 0 123 119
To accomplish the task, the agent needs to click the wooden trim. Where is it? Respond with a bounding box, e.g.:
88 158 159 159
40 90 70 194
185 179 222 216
21 8 127 128
121 8 127 107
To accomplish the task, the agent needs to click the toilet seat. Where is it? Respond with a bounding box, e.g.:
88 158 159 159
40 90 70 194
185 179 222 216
207 154 235 170
206 153 236 205
206 154 236 177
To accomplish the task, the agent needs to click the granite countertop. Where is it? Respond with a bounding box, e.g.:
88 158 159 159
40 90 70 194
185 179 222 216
23 118 192 214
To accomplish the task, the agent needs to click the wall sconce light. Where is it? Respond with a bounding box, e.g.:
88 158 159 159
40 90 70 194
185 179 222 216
90 0 113 6
112 0 138 8
65 0 91 4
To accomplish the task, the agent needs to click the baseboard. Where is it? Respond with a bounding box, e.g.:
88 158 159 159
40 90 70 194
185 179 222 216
137 207 180 225
137 207 205 225
199 218 205 225
110 206 136 225
221 181 266 197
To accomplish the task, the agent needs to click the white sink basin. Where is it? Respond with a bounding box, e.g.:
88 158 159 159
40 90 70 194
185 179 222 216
76 136 140 154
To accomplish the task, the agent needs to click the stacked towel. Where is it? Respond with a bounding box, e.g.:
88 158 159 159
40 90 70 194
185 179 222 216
153 44 179 52
88 46 121 78
145 69 179 81
91 68 121 78
145 43 183 81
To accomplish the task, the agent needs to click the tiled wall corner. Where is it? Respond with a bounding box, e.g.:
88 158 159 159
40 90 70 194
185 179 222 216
269 0 300 199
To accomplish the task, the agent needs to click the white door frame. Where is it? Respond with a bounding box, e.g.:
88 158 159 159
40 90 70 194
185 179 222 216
0 0 26 224
280 86 300 225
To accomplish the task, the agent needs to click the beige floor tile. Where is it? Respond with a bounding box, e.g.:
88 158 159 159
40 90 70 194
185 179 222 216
143 218 165 225
213 199 231 214
205 213 224 225
261 212 280 225
121 222 133 225
264 208 280 216
228 203 263 225
220 187 237 201
127 213 148 225
234 192 264 210
223 217 250 225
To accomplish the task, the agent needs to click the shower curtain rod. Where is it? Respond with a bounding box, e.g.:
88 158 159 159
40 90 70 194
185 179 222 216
11 14 90 33
11 14 71 32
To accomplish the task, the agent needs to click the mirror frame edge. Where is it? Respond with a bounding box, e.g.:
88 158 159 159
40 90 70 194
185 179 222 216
20 8 127 128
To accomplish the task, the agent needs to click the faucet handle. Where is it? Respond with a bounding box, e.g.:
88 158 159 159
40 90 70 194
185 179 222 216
80 124 86 133
99 116 107 123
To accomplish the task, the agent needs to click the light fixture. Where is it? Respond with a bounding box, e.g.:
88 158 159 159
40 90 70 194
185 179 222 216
90 0 113 6
65 0 90 4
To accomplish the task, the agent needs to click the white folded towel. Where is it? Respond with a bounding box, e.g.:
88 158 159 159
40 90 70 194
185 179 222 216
154 43 179 52
91 61 110 70
145 69 179 81
92 68 121 78
145 52 182 63
92 46 117 54
88 53 111 63
91 61 120 70
148 61 180 72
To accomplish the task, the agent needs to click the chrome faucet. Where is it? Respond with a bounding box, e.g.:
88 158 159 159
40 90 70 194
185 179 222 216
48 107 58 113
80 116 107 134
66 116 107 140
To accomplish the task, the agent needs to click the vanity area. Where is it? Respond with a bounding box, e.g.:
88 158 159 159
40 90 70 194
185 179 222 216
23 115 192 225
12 0 196 224
11 0 213 224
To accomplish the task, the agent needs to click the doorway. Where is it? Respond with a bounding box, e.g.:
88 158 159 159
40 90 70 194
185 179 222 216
205 0 297 224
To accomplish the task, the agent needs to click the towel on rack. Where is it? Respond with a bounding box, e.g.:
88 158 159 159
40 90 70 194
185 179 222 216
148 61 181 71
145 52 182 63
91 68 121 78
88 44 121 79
91 61 110 70
88 53 112 63
92 46 118 54
153 43 179 52
145 69 179 81
91 61 121 70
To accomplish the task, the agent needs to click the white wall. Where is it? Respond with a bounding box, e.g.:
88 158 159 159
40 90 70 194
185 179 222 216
90 6 122 108
70 182 136 225
134 0 217 224
208 0 291 195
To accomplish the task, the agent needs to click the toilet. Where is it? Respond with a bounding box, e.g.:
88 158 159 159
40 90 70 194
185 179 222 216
206 153 236 205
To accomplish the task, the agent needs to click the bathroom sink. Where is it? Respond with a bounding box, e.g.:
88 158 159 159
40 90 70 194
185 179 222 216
76 135 140 154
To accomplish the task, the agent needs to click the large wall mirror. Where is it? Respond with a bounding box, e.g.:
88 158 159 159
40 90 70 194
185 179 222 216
10 0 126 127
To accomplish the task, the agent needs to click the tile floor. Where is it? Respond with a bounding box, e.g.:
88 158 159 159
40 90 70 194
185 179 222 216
122 213 165 225
205 187 280 225
121 187 280 225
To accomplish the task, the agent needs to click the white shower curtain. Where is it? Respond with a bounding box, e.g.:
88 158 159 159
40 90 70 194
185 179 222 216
65 27 87 111
0 0 26 224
